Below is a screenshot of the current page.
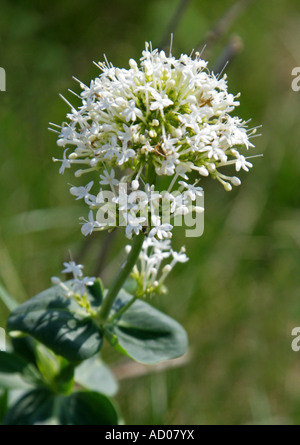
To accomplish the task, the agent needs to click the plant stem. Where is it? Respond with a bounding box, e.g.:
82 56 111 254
98 232 144 322
107 295 138 324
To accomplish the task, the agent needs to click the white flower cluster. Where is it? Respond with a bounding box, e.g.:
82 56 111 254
52 261 96 308
70 178 204 239
129 238 189 297
52 42 255 239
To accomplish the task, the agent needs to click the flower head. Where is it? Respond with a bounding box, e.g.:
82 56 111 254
130 238 189 297
52 42 256 239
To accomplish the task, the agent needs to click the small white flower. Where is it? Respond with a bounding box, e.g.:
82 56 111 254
124 213 146 239
73 276 96 296
53 148 71 174
122 99 143 122
235 155 253 172
178 181 203 201
150 91 173 112
61 261 84 278
80 210 101 236
116 147 135 166
128 190 148 212
99 169 119 186
149 215 173 240
70 181 94 200
171 249 189 264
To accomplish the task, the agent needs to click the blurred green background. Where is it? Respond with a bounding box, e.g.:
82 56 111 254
1 0 300 425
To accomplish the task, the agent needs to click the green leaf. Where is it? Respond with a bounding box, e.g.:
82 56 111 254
59 391 118 425
123 277 138 294
7 283 103 362
35 343 61 383
87 278 103 308
3 388 57 425
0 351 29 374
11 336 37 366
4 389 119 425
75 356 118 396
105 289 188 364
34 343 74 394
0 351 40 390
53 363 74 395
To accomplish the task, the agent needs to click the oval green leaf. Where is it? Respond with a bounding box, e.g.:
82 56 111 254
59 391 118 425
105 290 188 364
7 283 103 362
0 351 39 390
3 389 56 425
4 389 118 425
75 356 118 396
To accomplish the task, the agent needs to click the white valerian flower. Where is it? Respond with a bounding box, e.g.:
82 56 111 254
171 247 189 265
80 210 101 236
149 90 174 113
122 99 143 122
130 238 189 296
149 215 173 240
234 154 253 172
61 261 84 278
70 181 94 200
51 261 96 309
124 213 146 239
53 148 71 174
73 276 96 296
99 169 119 186
178 181 203 201
52 41 257 239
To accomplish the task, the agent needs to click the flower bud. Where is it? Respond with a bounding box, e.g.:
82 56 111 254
231 176 241 186
149 130 157 138
162 265 172 275
90 158 98 166
174 128 182 138
129 58 138 70
132 180 139 190
197 166 209 176
224 182 232 191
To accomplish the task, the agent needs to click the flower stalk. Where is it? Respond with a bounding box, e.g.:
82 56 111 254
98 231 144 322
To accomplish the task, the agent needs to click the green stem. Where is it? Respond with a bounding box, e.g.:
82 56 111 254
98 232 144 322
107 295 138 324
147 161 157 186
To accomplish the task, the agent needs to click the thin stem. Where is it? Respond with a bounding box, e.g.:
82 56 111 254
94 230 118 277
196 0 254 54
147 162 157 186
212 35 243 74
98 232 144 322
107 295 138 324
159 0 191 50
